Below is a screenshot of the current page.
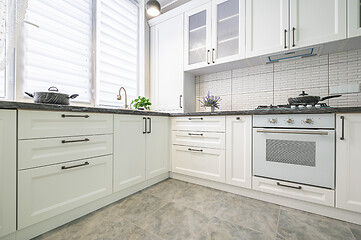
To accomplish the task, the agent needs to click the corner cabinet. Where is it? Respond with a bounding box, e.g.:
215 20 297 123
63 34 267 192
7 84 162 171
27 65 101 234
348 0 361 37
0 110 16 238
246 0 346 57
184 0 246 70
114 115 169 192
225 115 252 188
336 114 361 213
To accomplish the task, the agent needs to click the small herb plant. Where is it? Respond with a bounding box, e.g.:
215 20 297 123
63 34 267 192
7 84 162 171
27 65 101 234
199 91 222 110
131 96 152 110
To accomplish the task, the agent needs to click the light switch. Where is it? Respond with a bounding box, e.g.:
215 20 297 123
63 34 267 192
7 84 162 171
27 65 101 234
329 83 360 94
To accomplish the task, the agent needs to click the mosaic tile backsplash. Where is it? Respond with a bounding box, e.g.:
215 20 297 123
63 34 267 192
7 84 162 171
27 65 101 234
195 49 361 111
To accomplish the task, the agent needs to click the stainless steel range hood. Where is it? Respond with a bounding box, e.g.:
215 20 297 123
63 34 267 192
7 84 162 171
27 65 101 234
265 46 321 63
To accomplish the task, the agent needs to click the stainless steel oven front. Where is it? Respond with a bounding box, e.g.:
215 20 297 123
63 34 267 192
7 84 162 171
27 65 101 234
253 114 335 189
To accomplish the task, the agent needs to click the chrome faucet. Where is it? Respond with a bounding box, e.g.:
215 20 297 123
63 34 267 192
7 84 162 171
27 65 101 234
117 87 128 109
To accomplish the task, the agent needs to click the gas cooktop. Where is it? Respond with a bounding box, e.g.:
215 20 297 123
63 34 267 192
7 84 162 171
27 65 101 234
255 103 330 110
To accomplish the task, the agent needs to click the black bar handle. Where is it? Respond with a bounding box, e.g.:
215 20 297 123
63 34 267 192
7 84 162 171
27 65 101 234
340 116 345 140
147 117 151 134
62 138 89 144
62 114 89 118
143 117 147 134
292 27 296 47
277 182 302 190
179 95 183 109
61 161 89 170
188 117 203 120
284 29 287 49
188 133 203 136
188 148 203 152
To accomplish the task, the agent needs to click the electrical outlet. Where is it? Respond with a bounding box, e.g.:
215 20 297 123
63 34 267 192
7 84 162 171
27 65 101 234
329 83 360 95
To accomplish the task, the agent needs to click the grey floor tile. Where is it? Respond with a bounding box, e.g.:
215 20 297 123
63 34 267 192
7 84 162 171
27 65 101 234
137 202 210 240
215 195 280 238
141 179 191 202
349 223 361 240
277 207 355 240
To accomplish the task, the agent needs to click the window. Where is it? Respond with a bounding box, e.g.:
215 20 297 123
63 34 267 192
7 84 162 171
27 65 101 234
0 0 7 98
23 0 93 102
97 0 139 107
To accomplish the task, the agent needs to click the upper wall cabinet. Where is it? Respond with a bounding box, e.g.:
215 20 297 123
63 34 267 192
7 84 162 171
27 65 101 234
348 0 361 37
246 0 346 57
184 0 246 70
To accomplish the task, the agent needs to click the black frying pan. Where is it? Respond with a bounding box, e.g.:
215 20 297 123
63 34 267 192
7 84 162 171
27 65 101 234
288 91 341 106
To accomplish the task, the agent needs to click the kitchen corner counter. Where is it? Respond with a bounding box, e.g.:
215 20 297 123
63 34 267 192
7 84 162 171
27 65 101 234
0 101 170 116
170 107 361 116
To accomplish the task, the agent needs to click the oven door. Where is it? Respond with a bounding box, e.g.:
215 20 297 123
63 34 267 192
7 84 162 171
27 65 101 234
253 128 335 189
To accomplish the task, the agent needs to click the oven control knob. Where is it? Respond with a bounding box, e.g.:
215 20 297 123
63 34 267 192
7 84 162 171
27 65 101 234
286 118 293 124
269 118 277 124
304 118 312 124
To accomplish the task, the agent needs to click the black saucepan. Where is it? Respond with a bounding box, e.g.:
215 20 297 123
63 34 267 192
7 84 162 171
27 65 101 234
288 91 342 106
25 86 79 105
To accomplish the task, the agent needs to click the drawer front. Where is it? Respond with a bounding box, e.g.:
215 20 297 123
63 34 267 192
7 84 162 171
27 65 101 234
18 155 113 229
252 177 335 207
172 145 225 183
18 134 113 170
172 116 225 132
172 131 225 149
18 110 113 139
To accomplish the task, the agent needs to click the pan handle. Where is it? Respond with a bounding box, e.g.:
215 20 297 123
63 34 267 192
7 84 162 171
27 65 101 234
69 94 79 99
24 92 34 98
321 95 342 101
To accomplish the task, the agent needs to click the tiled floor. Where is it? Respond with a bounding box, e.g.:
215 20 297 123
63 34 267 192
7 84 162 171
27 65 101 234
33 179 361 240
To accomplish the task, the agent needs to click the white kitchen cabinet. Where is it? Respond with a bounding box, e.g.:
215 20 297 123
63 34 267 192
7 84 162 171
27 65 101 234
171 116 226 132
172 145 226 182
113 115 146 192
184 0 245 70
172 131 225 149
114 115 169 192
146 117 170 179
246 0 289 57
18 155 113 229
0 110 16 238
225 115 252 188
348 0 361 37
336 114 361 213
290 0 346 49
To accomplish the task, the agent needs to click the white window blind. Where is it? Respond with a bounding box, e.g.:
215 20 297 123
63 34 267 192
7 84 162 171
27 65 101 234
0 0 6 98
97 0 139 107
23 0 93 102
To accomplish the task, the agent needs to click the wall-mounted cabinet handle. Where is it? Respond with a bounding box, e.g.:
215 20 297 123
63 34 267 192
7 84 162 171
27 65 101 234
284 29 287 49
143 117 147 134
61 161 89 170
179 95 183 109
207 49 211 64
188 148 203 152
292 27 296 47
62 114 89 118
277 182 302 190
212 48 215 63
188 117 203 120
147 117 151 134
62 138 89 144
340 116 345 140
236 117 240 120
188 133 203 136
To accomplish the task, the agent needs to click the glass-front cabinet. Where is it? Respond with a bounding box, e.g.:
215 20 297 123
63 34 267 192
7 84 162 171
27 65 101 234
348 0 361 37
184 0 245 70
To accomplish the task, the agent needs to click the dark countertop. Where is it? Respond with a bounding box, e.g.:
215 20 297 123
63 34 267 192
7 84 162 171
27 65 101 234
1 101 361 116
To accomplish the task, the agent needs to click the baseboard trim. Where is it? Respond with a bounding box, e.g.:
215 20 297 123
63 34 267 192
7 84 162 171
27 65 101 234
171 172 361 225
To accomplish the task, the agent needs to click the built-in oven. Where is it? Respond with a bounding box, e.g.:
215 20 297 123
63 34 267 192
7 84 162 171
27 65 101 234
253 114 335 189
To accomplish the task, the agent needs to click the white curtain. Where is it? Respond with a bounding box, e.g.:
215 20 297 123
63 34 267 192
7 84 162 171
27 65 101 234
0 0 29 70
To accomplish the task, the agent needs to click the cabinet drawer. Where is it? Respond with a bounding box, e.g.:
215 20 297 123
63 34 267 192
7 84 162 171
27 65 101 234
18 134 113 170
172 131 225 149
172 116 225 132
252 177 334 207
18 110 113 139
172 145 225 183
18 155 112 229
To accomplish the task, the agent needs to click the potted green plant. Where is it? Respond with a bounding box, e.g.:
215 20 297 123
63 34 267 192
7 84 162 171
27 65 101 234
131 96 152 110
199 91 222 112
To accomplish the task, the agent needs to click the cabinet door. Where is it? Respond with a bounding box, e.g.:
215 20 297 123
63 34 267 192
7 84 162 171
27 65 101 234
290 0 346 48
212 0 245 63
184 3 212 70
348 0 361 37
114 115 146 192
146 117 169 179
226 116 252 188
336 114 361 213
150 15 184 112
0 110 16 237
246 0 289 57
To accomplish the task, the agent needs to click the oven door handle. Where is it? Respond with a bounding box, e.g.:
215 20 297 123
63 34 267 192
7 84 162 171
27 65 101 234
256 130 328 135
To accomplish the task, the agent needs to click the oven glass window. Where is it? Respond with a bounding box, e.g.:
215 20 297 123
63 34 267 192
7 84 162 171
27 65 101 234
266 139 316 167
